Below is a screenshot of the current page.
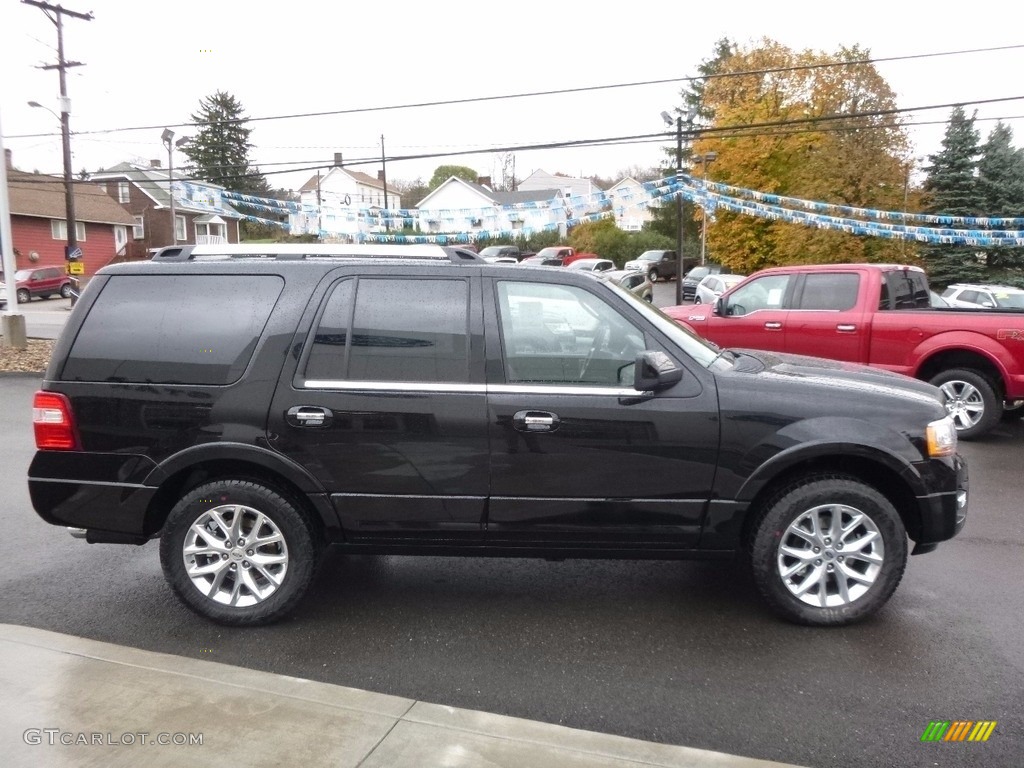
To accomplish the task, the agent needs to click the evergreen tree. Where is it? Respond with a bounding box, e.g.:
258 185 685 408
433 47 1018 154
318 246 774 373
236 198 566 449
181 91 268 194
977 122 1024 284
180 91 278 240
921 107 984 286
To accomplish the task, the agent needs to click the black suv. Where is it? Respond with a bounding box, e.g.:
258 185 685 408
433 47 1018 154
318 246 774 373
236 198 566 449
29 244 968 627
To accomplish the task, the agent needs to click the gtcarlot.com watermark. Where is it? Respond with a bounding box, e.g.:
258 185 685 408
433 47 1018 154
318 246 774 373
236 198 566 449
23 729 203 747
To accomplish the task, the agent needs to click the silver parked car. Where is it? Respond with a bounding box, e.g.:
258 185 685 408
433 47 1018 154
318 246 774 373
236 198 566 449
599 269 653 302
566 258 615 273
693 273 746 304
940 283 1024 309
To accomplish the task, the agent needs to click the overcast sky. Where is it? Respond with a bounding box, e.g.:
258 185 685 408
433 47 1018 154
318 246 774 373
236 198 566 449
2 0 1022 196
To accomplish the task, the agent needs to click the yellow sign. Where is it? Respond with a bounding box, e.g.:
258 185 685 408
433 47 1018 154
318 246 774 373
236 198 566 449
68 262 85 275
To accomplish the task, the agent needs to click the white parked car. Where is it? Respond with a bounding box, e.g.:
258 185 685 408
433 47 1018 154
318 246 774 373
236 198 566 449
566 258 615 273
693 273 746 304
597 269 653 302
940 284 1024 309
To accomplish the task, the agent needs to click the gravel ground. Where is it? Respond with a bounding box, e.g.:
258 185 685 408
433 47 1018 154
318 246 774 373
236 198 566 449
0 340 53 373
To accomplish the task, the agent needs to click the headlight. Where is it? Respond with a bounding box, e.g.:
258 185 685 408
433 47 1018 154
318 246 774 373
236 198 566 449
926 415 957 458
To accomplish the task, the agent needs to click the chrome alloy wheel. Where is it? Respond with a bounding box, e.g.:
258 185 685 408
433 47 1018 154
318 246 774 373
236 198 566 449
938 379 985 430
777 503 884 608
182 504 289 607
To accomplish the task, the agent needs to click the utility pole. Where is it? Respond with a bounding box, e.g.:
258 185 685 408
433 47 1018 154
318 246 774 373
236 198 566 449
380 135 389 232
23 1 93 285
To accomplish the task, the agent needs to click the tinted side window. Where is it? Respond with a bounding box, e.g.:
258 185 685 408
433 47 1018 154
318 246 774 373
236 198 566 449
884 271 931 310
306 278 469 383
62 275 282 384
797 273 860 311
496 281 644 386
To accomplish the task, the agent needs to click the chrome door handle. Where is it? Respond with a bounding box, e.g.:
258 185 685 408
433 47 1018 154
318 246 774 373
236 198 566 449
286 406 334 428
764 322 783 330
512 410 560 433
836 324 857 333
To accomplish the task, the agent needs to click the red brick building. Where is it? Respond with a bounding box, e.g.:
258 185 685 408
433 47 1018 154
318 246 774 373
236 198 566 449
90 162 242 260
4 150 136 280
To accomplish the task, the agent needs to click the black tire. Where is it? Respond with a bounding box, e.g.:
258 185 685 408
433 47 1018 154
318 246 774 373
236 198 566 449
648 268 658 284
60 283 73 299
928 368 1000 440
748 475 907 627
16 288 30 304
160 480 321 626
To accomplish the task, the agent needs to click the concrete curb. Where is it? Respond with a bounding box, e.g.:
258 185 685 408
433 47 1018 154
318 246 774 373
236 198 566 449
0 624 805 768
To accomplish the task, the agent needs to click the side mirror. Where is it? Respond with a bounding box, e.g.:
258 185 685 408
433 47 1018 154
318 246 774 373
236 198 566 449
634 351 683 392
714 297 725 316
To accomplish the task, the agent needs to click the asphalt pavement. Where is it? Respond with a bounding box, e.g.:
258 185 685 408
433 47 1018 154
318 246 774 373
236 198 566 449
1 285 1022 767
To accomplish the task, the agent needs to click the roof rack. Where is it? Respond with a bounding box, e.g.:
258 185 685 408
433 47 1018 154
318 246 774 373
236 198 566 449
150 244 482 264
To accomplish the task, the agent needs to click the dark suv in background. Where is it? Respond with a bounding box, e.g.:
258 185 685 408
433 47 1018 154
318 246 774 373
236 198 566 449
29 244 967 627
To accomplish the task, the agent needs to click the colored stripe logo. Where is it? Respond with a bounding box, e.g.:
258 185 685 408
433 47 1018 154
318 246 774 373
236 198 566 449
920 721 997 742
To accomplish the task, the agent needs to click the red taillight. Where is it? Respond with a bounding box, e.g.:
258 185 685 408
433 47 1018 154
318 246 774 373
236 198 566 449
33 391 81 450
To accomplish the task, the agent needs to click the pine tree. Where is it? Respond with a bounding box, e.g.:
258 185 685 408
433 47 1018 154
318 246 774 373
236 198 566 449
921 107 984 286
181 91 269 196
977 122 1024 284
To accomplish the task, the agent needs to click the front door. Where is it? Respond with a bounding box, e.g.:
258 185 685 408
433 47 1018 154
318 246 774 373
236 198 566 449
269 273 488 543
484 277 720 548
710 272 794 353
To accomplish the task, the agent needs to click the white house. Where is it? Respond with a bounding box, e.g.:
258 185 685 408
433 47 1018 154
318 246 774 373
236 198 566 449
606 177 656 231
291 167 403 239
416 177 565 238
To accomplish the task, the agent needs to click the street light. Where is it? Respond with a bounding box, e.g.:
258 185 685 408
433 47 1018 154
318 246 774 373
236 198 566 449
692 151 718 266
161 128 188 245
29 99 77 262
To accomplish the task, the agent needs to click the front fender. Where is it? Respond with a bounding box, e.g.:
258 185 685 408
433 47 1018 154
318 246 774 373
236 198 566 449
734 416 927 502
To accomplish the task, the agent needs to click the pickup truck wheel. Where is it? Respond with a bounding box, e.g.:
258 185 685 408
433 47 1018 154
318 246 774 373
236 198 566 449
648 268 658 283
929 369 1000 440
749 475 907 626
160 480 320 626
1002 400 1024 421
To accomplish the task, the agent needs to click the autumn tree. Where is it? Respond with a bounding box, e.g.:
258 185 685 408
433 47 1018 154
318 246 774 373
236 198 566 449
687 39 912 274
920 107 985 286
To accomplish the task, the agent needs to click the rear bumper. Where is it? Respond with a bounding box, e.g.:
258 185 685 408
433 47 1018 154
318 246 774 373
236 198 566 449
913 453 968 548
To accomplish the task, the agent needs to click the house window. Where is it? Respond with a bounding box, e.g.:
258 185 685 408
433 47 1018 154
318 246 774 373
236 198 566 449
50 220 87 241
195 221 226 242
133 215 145 239
118 182 130 204
175 216 186 242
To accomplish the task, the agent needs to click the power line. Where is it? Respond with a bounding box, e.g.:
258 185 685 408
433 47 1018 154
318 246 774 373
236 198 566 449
7 43 1024 140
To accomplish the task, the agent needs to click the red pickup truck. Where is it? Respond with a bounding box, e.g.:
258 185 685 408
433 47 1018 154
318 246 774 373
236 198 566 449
664 263 1024 439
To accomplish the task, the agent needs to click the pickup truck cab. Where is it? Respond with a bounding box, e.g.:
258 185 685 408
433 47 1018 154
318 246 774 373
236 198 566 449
664 263 1024 439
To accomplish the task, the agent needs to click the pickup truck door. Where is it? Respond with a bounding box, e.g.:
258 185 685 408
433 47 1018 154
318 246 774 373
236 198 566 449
783 271 868 362
708 272 793 353
482 276 719 548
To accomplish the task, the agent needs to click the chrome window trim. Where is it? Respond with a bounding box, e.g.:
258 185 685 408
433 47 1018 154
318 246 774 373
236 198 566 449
301 380 637 397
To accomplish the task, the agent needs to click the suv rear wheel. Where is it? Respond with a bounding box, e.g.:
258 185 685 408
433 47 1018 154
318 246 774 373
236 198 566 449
749 475 907 626
160 480 320 626
60 283 73 299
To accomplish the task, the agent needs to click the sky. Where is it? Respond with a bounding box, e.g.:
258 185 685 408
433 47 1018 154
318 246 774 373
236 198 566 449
2 0 1023 197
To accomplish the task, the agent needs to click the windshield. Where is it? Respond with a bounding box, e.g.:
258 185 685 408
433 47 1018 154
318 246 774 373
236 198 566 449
994 291 1024 308
596 280 722 368
478 247 503 257
637 251 661 261
536 247 562 258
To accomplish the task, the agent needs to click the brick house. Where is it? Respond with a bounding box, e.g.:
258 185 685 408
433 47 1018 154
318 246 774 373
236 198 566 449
90 161 242 260
4 149 135 279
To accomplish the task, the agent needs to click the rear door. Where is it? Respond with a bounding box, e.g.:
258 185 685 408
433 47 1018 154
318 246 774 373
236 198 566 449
269 270 489 543
482 275 719 548
784 271 867 362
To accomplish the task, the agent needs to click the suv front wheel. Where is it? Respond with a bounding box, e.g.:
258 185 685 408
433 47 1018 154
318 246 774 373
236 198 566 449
748 475 907 626
160 480 320 626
